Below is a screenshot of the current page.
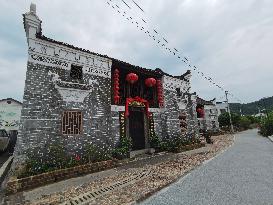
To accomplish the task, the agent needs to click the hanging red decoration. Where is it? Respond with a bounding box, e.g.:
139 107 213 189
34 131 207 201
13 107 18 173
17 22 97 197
145 78 157 87
126 73 139 84
113 69 120 104
196 108 205 118
125 96 150 118
156 80 164 107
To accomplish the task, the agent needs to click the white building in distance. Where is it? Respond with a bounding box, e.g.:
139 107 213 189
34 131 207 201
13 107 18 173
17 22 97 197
0 98 22 132
215 101 228 116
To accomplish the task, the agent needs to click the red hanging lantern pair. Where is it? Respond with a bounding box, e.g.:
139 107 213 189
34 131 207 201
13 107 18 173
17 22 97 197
145 78 156 87
126 73 138 84
113 69 120 104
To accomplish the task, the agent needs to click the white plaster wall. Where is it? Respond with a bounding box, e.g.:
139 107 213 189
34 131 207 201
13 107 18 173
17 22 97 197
0 100 22 131
163 75 191 92
216 103 228 116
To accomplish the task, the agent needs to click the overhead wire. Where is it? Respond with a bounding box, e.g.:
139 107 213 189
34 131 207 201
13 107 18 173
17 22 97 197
106 0 241 103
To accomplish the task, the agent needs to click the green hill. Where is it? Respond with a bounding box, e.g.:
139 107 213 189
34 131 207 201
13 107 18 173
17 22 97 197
230 96 273 115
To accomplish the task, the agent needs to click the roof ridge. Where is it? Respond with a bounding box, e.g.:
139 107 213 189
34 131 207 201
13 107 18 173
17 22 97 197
36 33 190 80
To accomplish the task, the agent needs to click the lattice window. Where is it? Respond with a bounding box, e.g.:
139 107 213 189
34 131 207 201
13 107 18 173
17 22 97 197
62 111 83 135
70 65 83 80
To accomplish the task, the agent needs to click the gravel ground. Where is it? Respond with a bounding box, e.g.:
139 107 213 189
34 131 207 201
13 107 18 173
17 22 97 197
142 129 273 205
3 134 234 205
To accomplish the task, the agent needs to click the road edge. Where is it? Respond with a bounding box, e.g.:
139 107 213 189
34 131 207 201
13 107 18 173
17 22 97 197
0 156 13 184
135 134 236 204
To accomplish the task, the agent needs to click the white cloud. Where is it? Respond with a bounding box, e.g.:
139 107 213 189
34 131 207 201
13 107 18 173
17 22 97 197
0 0 272 103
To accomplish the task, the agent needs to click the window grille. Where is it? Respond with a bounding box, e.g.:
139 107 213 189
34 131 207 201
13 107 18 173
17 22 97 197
62 111 83 135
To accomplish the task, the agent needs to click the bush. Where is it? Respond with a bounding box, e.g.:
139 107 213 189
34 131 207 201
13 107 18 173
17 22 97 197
259 112 273 136
150 134 161 151
112 137 132 159
239 116 251 130
18 142 112 178
84 143 111 163
219 112 259 131
158 134 200 153
218 112 241 128
246 115 260 124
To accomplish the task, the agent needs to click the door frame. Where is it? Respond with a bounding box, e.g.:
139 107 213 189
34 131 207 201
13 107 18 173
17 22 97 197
126 106 150 151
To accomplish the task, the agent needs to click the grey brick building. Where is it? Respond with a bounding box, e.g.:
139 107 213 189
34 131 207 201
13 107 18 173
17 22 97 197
196 97 220 132
13 4 200 165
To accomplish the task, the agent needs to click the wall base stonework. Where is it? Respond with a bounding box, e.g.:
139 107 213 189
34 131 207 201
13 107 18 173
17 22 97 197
6 160 117 194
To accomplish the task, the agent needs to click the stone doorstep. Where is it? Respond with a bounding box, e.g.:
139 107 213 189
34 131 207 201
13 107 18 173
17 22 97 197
129 148 155 158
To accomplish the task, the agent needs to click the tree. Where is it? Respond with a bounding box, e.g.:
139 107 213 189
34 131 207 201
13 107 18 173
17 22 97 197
218 112 240 127
259 112 273 136
245 115 260 124
239 116 251 130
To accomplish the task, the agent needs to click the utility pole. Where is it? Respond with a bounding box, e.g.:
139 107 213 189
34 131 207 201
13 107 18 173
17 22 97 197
225 91 234 133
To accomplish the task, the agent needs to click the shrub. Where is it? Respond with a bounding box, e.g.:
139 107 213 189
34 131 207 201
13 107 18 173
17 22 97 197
18 141 112 178
259 112 273 136
112 137 132 159
158 134 200 153
218 112 241 128
239 116 251 130
150 134 161 151
19 142 70 178
84 143 111 163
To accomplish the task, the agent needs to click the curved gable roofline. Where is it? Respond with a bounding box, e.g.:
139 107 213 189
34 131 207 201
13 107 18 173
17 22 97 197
197 97 215 105
155 68 191 81
0 98 22 105
36 33 190 79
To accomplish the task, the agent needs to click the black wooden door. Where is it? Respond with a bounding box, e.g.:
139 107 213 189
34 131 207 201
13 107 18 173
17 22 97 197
129 109 145 150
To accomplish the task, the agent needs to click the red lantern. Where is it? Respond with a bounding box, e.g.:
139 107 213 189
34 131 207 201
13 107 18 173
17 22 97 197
157 80 164 107
126 73 138 84
145 78 156 87
113 69 120 104
196 108 205 118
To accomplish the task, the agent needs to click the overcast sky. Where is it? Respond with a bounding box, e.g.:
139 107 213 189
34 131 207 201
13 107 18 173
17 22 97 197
0 0 272 103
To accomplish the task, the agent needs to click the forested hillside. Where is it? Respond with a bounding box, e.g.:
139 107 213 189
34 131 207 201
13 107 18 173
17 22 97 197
230 96 273 115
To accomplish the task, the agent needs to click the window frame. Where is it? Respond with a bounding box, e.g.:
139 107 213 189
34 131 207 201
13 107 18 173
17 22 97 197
61 110 83 136
70 64 83 81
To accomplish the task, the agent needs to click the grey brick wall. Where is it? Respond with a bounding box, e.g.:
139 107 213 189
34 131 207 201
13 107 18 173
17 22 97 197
15 62 113 159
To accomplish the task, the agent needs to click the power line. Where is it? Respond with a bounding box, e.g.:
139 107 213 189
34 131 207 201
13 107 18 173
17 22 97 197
132 0 144 12
121 0 131 9
105 0 241 102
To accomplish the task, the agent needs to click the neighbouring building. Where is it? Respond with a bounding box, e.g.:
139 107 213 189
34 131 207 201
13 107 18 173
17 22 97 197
0 98 22 133
196 97 219 132
13 4 200 165
215 101 228 116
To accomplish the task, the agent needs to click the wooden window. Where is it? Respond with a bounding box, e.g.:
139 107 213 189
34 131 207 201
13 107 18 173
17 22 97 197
62 111 83 135
70 65 83 80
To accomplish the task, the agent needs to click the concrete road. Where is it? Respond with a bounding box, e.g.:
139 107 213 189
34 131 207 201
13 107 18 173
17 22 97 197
141 129 273 205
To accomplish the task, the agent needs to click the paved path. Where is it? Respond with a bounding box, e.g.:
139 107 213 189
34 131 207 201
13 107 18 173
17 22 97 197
141 129 273 205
